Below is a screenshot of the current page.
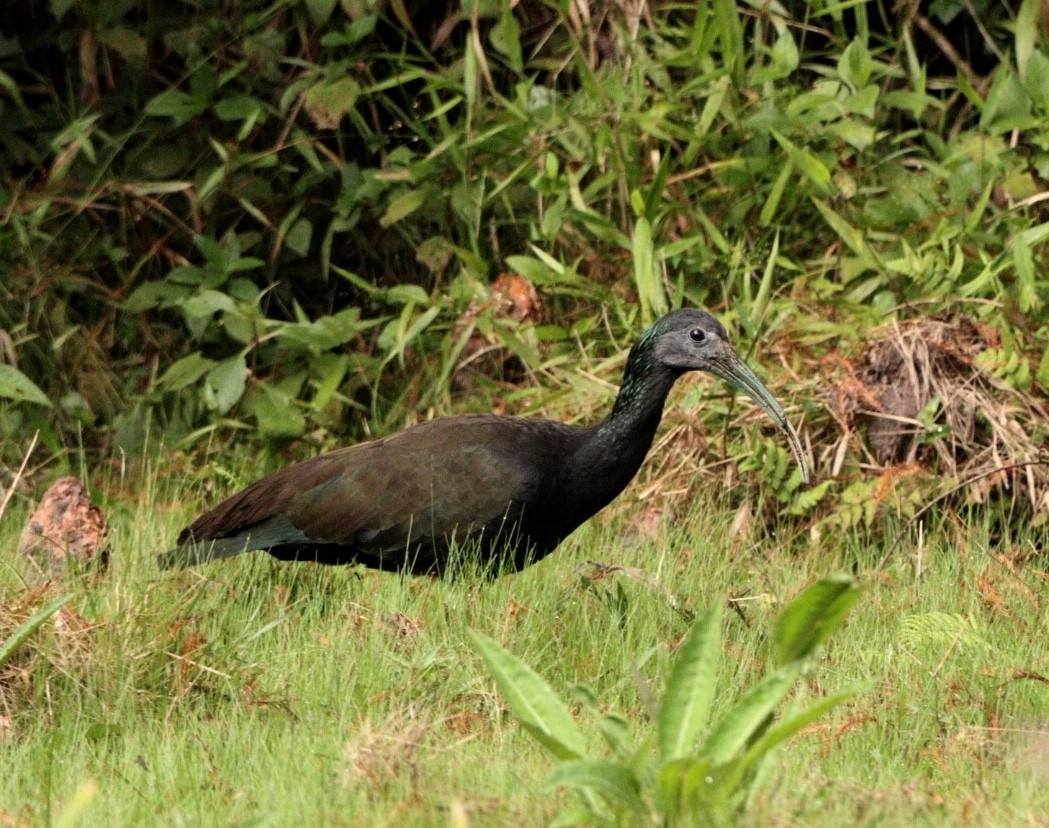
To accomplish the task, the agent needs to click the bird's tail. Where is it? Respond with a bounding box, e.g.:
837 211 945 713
156 536 254 569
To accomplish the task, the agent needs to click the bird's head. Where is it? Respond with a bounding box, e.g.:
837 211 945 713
645 309 810 484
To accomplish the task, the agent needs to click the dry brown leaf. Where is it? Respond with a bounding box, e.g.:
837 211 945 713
18 477 109 583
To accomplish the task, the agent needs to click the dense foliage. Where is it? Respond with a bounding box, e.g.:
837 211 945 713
2 0 1048 529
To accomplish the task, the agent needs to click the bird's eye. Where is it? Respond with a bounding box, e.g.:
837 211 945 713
689 328 706 343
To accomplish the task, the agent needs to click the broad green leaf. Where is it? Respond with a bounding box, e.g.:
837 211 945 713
0 594 72 669
310 354 351 411
1015 0 1041 82
464 36 478 108
759 159 794 227
304 0 337 26
773 577 859 665
99 27 147 64
656 758 695 818
1011 233 1040 313
60 391 95 424
145 88 208 125
658 604 723 761
745 688 854 761
1037 346 1049 390
547 759 646 814
0 364 52 407
226 255 265 274
1021 49 1049 109
182 289 237 318
193 234 228 266
504 256 552 285
468 630 586 761
279 309 363 353
766 29 799 79
697 75 731 138
159 353 217 391
320 15 377 47
980 65 1034 134
0 68 27 110
253 383 306 438
631 215 667 323
597 713 632 757
837 38 872 91
1018 219 1049 247
548 806 611 828
720 689 856 796
829 119 876 151
385 284 431 306
656 757 719 824
415 236 454 274
285 217 313 258
214 95 264 122
700 663 802 764
811 198 876 267
679 756 741 823
753 231 778 323
771 129 832 195
527 245 569 277
205 356 247 415
712 0 744 85
380 189 427 228
489 2 523 72
304 78 360 129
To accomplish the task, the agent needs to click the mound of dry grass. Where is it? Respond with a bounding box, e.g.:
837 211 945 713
830 316 1049 512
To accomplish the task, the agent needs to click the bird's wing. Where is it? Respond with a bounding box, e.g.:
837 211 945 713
178 415 578 556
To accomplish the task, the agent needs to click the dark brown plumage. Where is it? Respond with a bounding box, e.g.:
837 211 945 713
159 309 808 576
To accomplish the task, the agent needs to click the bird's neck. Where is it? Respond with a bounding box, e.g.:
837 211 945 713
568 347 681 502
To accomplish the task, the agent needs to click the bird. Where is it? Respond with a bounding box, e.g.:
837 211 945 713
159 308 808 577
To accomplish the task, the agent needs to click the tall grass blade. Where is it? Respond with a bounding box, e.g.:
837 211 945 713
712 0 745 86
753 232 779 324
0 593 72 670
632 215 667 323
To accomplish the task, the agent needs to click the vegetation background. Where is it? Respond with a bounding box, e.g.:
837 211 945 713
1 0 1048 825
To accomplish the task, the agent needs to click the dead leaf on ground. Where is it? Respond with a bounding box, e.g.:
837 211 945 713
383 612 422 640
341 710 429 798
18 477 109 583
451 273 542 396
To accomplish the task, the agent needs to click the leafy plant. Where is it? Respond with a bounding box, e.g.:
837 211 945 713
471 577 860 826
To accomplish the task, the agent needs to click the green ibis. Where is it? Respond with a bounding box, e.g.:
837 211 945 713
159 309 808 576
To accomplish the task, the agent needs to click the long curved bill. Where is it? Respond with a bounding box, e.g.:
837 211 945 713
708 345 810 485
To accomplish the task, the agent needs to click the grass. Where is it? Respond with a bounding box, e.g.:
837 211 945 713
2 460 1047 826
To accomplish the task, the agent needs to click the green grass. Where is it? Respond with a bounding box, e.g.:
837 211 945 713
2 467 1047 826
